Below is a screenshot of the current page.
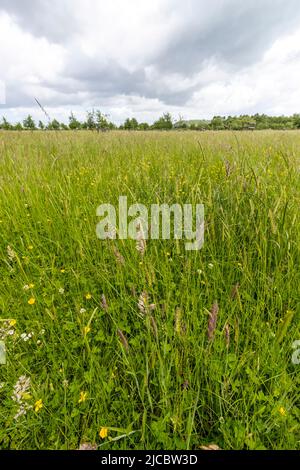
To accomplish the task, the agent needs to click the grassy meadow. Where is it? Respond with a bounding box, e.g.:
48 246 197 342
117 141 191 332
0 130 299 449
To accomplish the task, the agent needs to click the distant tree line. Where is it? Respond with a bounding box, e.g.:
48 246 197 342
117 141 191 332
1 110 300 131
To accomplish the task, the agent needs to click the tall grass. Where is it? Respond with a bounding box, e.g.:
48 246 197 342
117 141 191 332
0 130 299 449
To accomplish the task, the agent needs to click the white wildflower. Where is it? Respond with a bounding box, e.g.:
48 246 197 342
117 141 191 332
137 292 155 317
20 332 34 342
138 292 147 315
14 405 27 420
136 223 146 255
7 245 16 262
12 375 31 404
79 442 97 450
12 375 32 420
0 321 15 340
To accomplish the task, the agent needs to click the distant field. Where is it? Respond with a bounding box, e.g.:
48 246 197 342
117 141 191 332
0 130 299 449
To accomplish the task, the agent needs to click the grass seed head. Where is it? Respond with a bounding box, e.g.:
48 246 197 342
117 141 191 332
230 283 240 299
112 245 125 265
149 314 158 338
117 328 129 352
100 294 108 311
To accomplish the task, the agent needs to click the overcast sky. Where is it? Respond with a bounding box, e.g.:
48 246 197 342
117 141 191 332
1 0 300 124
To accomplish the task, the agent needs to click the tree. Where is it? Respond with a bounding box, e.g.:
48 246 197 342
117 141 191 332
23 115 36 130
38 120 45 130
210 116 225 130
124 117 139 130
138 122 150 130
1 117 12 130
176 121 188 129
96 110 110 130
47 119 60 130
85 110 96 130
175 114 187 129
14 122 23 131
293 114 300 129
152 113 173 130
123 118 131 130
69 112 81 130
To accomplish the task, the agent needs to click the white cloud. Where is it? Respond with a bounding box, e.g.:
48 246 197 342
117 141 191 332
0 80 5 105
188 28 300 118
1 0 300 123
0 13 65 82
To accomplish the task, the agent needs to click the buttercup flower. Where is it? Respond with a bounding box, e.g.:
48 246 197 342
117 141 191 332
34 399 43 412
28 298 35 305
85 293 92 300
78 391 87 403
99 427 108 439
83 326 91 335
278 406 287 416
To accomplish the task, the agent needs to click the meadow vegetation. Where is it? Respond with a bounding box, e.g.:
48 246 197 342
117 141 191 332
0 130 299 449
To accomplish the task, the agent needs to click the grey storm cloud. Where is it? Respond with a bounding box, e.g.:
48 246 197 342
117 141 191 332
0 0 77 42
1 0 300 113
156 0 300 73
61 55 196 105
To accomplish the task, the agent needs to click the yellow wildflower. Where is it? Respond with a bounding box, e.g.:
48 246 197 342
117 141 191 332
60 269 65 273
78 391 87 403
83 325 91 335
34 399 43 412
28 298 35 305
29 283 35 289
28 245 33 251
278 406 287 416
85 293 92 300
9 319 17 327
99 427 108 439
